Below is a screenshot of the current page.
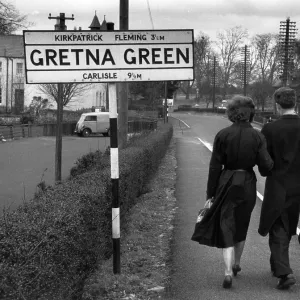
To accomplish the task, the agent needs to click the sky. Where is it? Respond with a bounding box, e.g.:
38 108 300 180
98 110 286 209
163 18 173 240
14 0 300 40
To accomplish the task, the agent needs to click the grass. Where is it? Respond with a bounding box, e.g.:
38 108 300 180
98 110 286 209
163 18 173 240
82 138 177 300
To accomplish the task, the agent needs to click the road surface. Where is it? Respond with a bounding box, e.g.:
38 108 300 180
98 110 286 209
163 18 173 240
0 135 110 212
165 112 300 300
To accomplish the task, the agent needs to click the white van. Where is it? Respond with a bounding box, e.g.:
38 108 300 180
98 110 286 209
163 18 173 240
74 112 110 137
218 100 228 109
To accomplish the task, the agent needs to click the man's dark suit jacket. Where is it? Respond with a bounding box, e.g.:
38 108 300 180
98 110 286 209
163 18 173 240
259 115 300 236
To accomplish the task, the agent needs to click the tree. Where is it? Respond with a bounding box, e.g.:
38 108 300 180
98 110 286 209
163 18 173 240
193 34 212 100
252 33 280 84
249 80 274 111
29 96 52 117
216 26 248 96
0 0 32 34
178 81 194 100
38 83 92 107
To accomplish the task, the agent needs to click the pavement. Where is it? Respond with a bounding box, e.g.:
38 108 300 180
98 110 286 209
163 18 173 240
164 114 300 300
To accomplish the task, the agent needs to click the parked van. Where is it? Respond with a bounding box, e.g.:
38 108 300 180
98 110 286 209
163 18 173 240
218 100 228 110
74 112 110 137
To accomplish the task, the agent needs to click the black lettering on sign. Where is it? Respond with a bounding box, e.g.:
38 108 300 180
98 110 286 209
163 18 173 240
86 49 100 65
152 48 162 64
71 49 84 65
177 48 189 64
59 49 70 66
139 48 150 64
124 48 136 64
45 49 57 66
30 49 43 66
102 49 115 65
164 48 174 64
83 72 118 80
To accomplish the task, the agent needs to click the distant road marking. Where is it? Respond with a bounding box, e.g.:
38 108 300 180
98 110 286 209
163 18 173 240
196 137 300 236
173 117 190 128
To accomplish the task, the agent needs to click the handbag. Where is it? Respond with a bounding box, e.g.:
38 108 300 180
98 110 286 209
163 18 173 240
196 198 214 223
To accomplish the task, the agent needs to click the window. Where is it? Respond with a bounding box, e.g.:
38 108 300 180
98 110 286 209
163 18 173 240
16 63 23 74
84 115 97 121
0 88 2 104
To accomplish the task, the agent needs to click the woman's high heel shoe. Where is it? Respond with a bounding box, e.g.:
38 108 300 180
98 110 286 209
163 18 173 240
222 275 232 289
232 265 241 276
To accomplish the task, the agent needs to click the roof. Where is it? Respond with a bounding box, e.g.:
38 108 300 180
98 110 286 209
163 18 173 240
0 35 24 58
89 15 101 30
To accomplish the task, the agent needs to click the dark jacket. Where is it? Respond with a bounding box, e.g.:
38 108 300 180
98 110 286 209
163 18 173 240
191 121 273 248
258 115 300 236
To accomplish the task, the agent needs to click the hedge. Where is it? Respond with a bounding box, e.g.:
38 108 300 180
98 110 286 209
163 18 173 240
0 123 173 300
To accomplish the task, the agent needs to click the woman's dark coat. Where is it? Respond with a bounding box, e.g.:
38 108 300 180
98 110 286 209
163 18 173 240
191 121 273 248
258 115 300 237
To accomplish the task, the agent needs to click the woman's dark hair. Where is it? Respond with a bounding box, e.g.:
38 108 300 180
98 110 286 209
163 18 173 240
274 87 296 109
227 96 255 123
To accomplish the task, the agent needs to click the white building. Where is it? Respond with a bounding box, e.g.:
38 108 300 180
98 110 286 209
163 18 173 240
0 22 109 113
0 35 27 113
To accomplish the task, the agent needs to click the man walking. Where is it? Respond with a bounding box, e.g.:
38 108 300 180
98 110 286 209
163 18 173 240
259 87 300 290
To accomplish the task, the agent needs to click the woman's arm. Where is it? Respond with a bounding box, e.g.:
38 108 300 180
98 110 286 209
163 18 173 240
206 133 223 199
256 131 274 177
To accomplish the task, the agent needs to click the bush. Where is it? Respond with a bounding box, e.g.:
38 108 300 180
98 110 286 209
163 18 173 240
69 150 110 179
0 122 173 299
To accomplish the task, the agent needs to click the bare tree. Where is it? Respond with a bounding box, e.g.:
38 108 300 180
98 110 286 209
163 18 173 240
193 34 212 99
38 83 92 107
178 81 194 100
252 33 280 84
0 0 32 34
216 26 248 96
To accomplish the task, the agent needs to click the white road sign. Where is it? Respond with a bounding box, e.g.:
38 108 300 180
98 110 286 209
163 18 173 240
23 30 194 83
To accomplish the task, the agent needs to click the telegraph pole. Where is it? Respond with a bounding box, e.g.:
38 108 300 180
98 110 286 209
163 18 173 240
48 13 74 182
164 82 167 123
209 56 218 109
279 17 297 86
240 45 250 96
118 0 129 149
212 56 216 109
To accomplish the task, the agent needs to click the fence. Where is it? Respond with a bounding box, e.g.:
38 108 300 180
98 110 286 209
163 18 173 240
0 122 77 140
128 118 157 133
0 119 157 141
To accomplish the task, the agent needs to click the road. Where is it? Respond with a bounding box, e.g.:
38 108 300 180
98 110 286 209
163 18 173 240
0 135 110 212
165 112 300 300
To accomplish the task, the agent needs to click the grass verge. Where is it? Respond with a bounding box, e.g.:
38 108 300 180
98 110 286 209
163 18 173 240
82 138 177 300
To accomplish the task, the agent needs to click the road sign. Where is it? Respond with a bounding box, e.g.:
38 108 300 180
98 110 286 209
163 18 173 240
23 30 194 84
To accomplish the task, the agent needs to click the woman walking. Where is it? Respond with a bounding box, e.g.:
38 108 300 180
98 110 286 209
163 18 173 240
191 96 273 288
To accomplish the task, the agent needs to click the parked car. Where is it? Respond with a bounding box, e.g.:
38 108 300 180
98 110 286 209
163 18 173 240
74 112 110 137
218 100 228 110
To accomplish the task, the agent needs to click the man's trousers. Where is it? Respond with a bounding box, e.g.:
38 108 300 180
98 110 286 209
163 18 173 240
269 216 293 278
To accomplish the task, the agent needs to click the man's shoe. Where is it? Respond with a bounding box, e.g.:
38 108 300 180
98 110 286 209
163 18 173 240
276 274 296 290
222 275 232 289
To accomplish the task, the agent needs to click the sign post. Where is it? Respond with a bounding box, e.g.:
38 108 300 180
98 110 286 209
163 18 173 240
23 28 194 275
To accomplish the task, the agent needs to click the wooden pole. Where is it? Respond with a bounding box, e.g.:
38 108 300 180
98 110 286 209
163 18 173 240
118 0 129 149
48 12 74 182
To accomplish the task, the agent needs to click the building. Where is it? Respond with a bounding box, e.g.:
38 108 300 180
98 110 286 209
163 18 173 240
0 34 26 114
0 13 110 114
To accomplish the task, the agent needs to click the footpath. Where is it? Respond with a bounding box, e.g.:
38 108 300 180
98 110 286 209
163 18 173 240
164 117 300 300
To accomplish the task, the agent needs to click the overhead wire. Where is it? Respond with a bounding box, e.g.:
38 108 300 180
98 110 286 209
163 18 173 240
146 0 154 29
